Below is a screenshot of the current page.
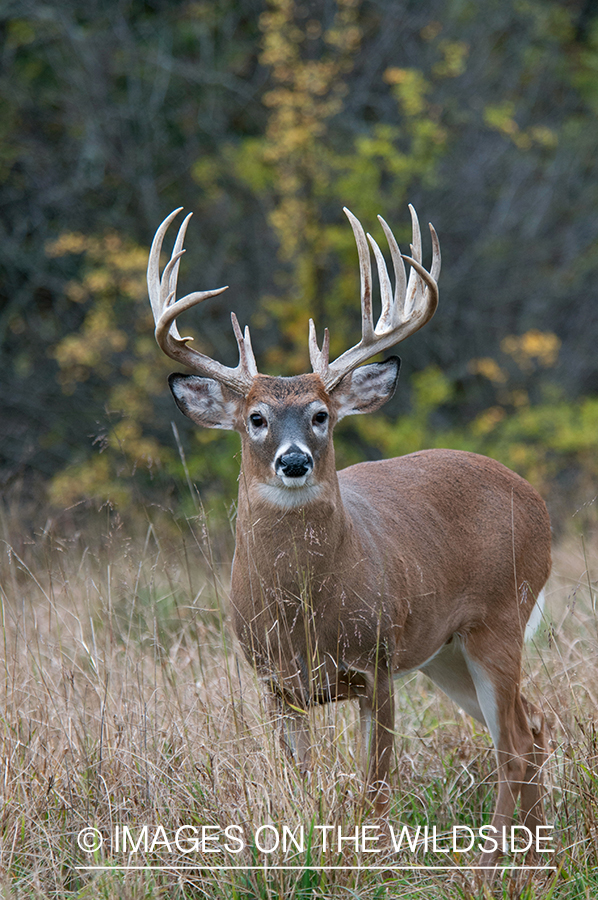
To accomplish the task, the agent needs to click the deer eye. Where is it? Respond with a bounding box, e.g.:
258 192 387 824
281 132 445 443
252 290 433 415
249 413 266 429
313 411 328 426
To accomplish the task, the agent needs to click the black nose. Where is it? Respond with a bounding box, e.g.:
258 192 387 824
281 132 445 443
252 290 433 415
279 451 311 478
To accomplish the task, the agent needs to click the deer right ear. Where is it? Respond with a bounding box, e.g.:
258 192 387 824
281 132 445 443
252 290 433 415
168 374 241 431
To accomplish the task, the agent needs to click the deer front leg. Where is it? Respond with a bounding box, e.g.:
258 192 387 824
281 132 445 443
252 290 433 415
359 669 394 816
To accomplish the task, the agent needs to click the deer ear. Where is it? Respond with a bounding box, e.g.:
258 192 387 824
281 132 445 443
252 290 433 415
168 373 242 431
332 357 400 421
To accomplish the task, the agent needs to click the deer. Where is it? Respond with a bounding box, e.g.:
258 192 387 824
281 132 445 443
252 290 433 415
147 205 551 866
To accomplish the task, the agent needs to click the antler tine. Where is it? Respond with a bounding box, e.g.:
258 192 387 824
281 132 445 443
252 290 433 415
147 209 258 395
405 204 423 317
231 313 258 379
366 233 393 331
244 325 258 377
399 253 439 324
167 211 194 318
343 208 374 344
409 204 422 262
429 222 441 282
311 206 441 393
401 219 441 322
148 207 182 324
309 318 330 377
377 215 407 324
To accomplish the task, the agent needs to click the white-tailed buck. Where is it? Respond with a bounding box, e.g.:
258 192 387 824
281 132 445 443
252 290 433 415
147 206 550 865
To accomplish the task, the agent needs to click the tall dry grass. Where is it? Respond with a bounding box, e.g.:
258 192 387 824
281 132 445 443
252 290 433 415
0 498 596 899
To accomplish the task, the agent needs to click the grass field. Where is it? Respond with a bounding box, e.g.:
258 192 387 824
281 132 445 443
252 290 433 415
0 498 596 899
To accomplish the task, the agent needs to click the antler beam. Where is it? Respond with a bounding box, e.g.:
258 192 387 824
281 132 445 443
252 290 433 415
147 208 258 395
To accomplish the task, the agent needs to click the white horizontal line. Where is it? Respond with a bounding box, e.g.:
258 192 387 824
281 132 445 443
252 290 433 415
75 865 558 872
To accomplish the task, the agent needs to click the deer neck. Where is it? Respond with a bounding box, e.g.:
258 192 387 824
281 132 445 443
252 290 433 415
234 445 355 579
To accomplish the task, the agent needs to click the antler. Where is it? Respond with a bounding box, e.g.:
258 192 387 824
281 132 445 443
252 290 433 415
147 208 258 394
309 206 441 392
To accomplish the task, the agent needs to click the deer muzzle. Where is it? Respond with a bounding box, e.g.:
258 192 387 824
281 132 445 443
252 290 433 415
275 446 314 483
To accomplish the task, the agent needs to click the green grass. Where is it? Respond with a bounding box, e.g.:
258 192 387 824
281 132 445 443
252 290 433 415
0 501 596 899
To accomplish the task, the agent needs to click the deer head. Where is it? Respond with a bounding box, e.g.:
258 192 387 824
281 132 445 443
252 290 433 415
147 206 440 505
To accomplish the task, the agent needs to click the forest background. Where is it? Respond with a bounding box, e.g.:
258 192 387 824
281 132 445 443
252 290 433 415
1 3 598 898
2 0 598 530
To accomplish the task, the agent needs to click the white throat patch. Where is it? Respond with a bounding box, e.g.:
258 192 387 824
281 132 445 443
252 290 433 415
257 481 323 509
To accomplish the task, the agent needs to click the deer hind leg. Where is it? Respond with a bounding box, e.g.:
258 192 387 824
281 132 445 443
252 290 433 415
462 639 546 866
423 635 546 864
359 669 394 816
518 694 547 840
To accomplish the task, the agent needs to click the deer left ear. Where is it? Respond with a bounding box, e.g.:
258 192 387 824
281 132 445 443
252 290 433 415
332 357 400 421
